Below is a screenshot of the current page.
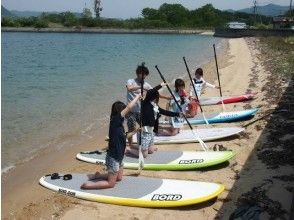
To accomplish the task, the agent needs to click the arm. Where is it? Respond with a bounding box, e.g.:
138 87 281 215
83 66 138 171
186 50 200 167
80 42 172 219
121 94 141 117
205 81 219 89
159 94 172 100
158 107 180 117
126 84 141 92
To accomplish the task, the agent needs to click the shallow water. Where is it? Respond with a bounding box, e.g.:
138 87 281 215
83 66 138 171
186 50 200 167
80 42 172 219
1 32 223 171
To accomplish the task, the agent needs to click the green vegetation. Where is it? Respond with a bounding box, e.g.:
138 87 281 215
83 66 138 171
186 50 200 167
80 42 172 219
260 37 294 77
1 3 273 29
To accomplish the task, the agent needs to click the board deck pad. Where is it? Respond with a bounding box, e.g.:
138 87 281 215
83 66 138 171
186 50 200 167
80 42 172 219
199 93 256 106
40 174 224 207
132 127 244 144
77 150 235 170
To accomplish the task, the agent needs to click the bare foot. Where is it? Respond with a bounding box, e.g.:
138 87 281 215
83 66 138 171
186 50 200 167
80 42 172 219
148 147 157 154
88 171 101 180
81 181 100 189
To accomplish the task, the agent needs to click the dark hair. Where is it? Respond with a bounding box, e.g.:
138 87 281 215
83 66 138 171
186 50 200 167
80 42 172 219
195 68 203 76
175 78 185 92
136 62 149 76
111 101 126 117
145 89 159 102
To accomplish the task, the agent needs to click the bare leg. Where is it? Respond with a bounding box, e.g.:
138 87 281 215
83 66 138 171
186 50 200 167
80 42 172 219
125 148 148 158
81 172 118 189
148 145 158 154
128 136 134 148
117 168 123 181
88 171 109 180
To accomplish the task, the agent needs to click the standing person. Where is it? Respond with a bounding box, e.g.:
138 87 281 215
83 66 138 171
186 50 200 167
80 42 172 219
126 83 182 158
81 94 141 190
126 63 152 148
189 68 220 98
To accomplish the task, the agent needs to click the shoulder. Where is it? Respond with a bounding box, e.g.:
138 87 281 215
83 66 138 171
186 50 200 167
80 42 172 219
127 78 135 85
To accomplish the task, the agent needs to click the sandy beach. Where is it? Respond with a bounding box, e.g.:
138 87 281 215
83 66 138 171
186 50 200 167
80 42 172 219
2 37 293 220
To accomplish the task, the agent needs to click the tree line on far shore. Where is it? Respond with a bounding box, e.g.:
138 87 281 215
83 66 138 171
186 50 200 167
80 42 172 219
1 3 276 29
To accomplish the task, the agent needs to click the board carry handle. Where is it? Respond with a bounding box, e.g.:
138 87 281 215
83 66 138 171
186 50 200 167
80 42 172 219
80 150 103 155
155 65 208 151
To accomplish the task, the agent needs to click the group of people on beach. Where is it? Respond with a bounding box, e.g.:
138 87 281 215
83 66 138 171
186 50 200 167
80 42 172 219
81 63 219 189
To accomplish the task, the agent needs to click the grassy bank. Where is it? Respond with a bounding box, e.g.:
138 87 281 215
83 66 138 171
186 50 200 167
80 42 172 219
259 37 294 78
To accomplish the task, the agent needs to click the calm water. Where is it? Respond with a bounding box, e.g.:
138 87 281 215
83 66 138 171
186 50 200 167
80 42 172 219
1 32 223 171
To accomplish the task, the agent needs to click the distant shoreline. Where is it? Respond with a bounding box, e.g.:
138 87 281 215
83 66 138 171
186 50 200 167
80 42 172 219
2 27 215 35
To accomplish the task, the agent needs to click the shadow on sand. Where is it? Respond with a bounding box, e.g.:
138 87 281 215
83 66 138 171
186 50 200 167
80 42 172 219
216 77 294 219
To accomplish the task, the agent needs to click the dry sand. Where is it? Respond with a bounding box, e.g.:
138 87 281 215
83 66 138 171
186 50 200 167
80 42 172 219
2 37 293 220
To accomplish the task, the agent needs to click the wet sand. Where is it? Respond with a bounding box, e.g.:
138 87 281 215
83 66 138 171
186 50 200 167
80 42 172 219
2 37 293 220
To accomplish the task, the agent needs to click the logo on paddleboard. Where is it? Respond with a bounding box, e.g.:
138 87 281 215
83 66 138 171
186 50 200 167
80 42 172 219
219 114 238 119
96 161 105 165
58 188 76 197
151 194 182 201
179 159 204 164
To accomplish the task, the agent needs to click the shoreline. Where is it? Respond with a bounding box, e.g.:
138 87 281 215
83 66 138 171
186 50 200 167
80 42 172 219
1 27 214 35
2 36 293 219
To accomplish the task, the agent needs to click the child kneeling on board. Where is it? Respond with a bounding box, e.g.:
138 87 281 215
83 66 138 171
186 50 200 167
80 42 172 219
81 94 141 189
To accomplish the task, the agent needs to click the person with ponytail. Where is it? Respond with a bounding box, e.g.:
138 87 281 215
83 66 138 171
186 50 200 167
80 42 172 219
81 95 141 190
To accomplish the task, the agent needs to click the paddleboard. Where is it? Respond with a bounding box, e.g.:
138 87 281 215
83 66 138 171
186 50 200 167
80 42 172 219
131 127 244 144
40 174 224 207
160 108 258 125
185 108 258 125
76 150 235 170
199 93 256 106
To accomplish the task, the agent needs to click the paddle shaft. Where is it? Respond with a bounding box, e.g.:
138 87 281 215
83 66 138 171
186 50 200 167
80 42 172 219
139 78 144 145
155 65 195 131
213 44 223 97
183 57 204 113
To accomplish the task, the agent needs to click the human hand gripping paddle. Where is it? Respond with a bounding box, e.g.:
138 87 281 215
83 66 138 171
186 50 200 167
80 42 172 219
213 44 226 111
155 65 208 151
183 57 209 125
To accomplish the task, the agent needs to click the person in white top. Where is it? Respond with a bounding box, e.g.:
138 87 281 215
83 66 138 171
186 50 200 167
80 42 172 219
126 63 169 147
189 68 220 98
126 63 152 148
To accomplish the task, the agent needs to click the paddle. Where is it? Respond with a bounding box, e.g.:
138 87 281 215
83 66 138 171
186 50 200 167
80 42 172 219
183 57 209 125
155 65 208 151
213 44 226 111
138 73 144 172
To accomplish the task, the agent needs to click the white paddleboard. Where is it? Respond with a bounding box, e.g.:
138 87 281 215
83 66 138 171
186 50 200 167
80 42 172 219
40 174 224 207
132 127 244 144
